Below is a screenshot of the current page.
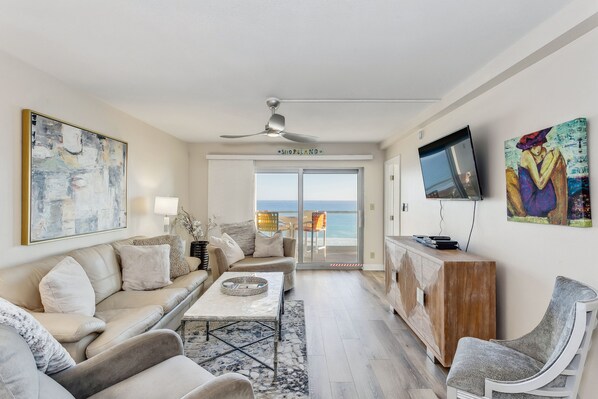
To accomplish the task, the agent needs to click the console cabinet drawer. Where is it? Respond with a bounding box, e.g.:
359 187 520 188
384 236 496 366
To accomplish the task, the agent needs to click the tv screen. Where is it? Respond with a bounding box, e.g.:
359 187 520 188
418 126 483 200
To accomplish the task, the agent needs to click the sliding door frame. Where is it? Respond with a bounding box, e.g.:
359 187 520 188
255 167 364 268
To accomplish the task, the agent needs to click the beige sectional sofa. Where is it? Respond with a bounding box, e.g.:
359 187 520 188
0 237 208 362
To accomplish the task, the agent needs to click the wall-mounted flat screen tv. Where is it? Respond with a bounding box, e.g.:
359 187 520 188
418 126 483 200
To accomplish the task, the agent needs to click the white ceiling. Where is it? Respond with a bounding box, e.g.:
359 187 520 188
0 0 571 143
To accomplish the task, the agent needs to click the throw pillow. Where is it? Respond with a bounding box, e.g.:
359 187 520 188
209 233 245 266
186 257 201 272
220 220 256 255
39 257 96 317
253 232 284 258
0 298 75 374
134 235 188 279
120 245 172 291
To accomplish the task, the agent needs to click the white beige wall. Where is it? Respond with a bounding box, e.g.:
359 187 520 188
188 142 384 266
385 28 598 395
0 50 189 268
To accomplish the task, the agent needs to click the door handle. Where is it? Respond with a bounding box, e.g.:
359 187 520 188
358 210 363 228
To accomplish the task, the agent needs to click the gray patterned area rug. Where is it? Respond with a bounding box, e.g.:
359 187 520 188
181 300 309 399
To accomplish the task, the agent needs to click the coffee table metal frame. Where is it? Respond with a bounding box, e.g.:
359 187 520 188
181 272 285 379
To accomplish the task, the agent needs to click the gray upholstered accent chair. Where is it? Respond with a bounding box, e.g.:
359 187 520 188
0 326 254 399
447 276 598 399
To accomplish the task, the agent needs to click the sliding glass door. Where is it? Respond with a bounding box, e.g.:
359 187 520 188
255 168 363 267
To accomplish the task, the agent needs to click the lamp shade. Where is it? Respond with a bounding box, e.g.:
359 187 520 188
154 197 179 215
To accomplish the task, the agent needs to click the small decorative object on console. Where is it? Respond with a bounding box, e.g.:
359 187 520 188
412 235 459 250
221 276 268 296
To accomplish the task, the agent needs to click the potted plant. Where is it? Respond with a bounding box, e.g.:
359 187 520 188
174 208 217 270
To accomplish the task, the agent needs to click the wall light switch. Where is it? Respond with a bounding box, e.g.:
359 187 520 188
369 203 375 211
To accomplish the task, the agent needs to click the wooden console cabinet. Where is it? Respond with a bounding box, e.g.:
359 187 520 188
384 236 496 367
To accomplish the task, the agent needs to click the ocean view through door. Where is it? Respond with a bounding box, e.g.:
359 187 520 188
256 169 363 268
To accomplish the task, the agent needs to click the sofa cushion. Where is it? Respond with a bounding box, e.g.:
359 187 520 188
87 306 163 358
253 232 284 258
30 312 106 343
95 288 188 314
62 334 100 363
231 256 296 274
39 257 96 317
185 256 201 272
169 271 209 293
69 244 122 304
220 220 256 255
120 245 172 291
0 255 65 312
209 233 245 266
88 356 213 399
447 337 543 397
134 235 189 279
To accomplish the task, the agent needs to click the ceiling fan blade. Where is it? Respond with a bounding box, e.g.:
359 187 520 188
280 132 318 143
220 131 268 139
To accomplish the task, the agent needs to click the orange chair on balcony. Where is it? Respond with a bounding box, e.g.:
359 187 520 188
256 211 279 236
303 211 327 261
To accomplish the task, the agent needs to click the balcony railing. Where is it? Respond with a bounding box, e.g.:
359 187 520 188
257 209 359 264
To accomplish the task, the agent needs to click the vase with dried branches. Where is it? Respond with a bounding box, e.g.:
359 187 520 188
174 208 217 269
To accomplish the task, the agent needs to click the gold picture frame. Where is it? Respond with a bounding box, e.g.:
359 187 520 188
22 110 128 245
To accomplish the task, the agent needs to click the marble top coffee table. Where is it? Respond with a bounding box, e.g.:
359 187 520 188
181 271 285 378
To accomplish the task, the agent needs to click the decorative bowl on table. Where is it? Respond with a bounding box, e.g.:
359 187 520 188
221 276 268 296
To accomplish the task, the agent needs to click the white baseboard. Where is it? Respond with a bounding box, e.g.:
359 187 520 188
362 263 384 271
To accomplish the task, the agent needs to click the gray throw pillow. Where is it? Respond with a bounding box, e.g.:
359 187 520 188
220 220 256 255
253 232 284 258
133 235 188 279
120 245 172 291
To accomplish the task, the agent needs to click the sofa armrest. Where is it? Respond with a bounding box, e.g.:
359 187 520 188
29 312 106 343
283 238 296 258
51 329 183 399
181 373 254 399
207 244 229 281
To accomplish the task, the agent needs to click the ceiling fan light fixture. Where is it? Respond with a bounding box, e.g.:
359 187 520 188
219 97 318 142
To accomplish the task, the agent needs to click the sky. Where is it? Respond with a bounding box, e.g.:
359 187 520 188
256 173 357 201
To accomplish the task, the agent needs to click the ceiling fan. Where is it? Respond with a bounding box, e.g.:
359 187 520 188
220 98 318 143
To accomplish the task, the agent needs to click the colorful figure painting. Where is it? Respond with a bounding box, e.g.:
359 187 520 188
505 118 591 227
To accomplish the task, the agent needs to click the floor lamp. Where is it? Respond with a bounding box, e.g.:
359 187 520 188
154 196 179 233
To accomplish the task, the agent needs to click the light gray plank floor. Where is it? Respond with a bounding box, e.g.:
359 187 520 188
285 270 448 399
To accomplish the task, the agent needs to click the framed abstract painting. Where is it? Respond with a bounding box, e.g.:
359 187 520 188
22 110 128 244
504 118 591 227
